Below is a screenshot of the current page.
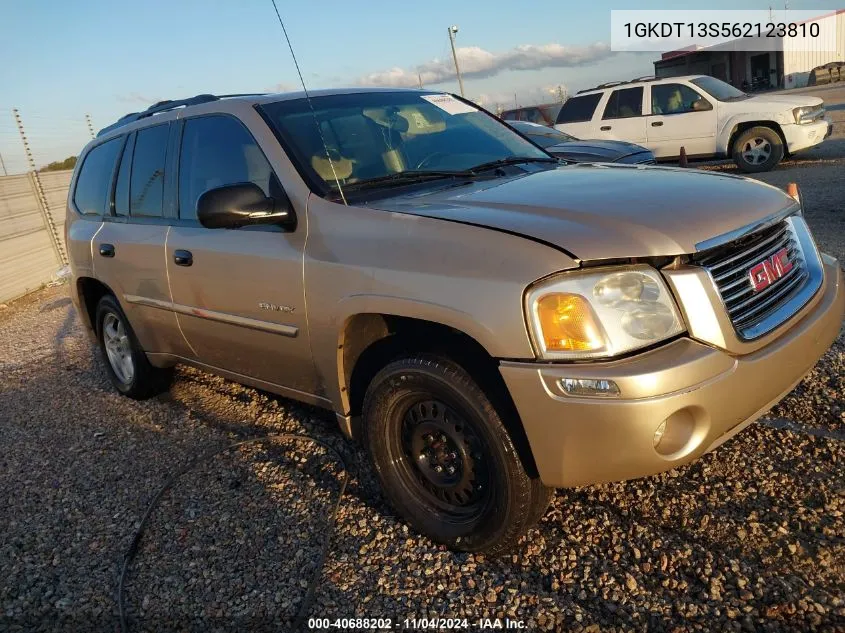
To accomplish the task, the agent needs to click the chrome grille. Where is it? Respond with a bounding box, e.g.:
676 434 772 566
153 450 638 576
694 219 809 338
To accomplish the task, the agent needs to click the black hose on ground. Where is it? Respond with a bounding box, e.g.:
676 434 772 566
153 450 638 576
117 433 351 632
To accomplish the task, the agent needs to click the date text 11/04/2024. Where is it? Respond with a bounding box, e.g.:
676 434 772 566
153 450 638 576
307 617 528 629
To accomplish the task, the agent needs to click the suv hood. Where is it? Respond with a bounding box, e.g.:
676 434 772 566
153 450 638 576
369 164 798 261
744 94 824 109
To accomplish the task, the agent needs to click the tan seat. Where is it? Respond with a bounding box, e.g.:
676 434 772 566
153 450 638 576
311 154 354 181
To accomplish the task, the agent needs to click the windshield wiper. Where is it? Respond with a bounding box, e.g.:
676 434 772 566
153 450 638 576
341 170 478 192
339 157 559 194
466 156 559 173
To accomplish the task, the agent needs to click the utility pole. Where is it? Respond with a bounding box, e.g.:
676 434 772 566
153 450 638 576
447 25 465 97
0 151 7 176
85 114 96 139
418 73 423 89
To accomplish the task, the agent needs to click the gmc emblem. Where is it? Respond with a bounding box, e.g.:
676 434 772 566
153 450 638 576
748 247 793 292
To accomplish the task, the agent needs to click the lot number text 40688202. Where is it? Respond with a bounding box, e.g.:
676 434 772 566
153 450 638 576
307 616 528 629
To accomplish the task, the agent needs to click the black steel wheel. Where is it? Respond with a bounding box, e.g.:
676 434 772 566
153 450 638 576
363 355 540 554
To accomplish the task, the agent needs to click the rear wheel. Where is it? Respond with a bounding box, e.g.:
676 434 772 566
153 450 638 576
363 355 543 554
732 126 784 173
96 295 172 399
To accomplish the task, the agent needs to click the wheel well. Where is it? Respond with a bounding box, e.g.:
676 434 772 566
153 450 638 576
343 314 540 478
728 121 787 156
76 277 113 333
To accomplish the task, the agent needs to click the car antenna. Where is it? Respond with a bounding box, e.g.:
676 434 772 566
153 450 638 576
269 0 348 205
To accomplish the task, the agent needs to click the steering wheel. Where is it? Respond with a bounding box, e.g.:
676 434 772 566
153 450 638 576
415 152 449 170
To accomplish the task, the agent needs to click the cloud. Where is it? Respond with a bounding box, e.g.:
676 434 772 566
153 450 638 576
266 82 298 93
356 42 614 88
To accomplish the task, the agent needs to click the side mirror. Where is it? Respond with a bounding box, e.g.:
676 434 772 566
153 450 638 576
197 182 295 230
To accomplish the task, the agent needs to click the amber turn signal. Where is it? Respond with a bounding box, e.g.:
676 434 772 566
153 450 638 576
536 294 605 352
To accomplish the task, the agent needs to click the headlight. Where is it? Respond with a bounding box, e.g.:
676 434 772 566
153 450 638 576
525 265 685 360
793 105 823 124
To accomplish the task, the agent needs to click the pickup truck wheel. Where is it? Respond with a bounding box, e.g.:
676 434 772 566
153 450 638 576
732 126 784 173
363 356 536 555
95 295 172 399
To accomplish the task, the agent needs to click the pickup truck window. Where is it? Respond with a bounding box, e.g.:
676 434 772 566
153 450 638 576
602 87 644 120
555 93 602 124
260 92 549 193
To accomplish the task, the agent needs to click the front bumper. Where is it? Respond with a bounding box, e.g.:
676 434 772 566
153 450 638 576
500 255 843 488
783 118 832 154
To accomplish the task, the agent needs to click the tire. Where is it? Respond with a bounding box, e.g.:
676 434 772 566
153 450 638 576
527 479 555 528
363 355 538 555
95 295 172 399
732 126 784 173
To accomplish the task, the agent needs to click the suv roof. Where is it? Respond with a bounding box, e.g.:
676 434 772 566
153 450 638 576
96 87 432 138
575 74 705 95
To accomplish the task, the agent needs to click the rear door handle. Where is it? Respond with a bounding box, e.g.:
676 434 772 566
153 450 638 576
651 121 664 127
99 243 115 258
600 125 612 131
173 249 193 267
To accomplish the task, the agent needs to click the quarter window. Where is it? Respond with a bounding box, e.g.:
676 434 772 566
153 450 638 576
178 115 276 220
651 84 709 115
130 124 169 217
603 87 643 119
72 138 122 216
555 93 602 124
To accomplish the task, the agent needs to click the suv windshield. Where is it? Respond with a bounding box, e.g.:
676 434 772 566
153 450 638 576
260 92 551 194
689 77 749 101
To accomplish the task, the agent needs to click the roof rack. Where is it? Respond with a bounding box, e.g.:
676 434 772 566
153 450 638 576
96 93 265 137
576 76 661 94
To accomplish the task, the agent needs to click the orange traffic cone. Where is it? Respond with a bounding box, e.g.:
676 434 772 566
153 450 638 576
679 146 688 168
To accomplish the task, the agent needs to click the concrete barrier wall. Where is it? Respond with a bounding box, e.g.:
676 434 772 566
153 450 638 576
0 170 72 304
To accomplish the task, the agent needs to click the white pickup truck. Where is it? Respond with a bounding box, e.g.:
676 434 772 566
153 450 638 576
554 74 833 172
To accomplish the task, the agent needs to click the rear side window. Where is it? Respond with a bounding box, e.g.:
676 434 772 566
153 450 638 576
178 115 276 220
556 94 602 124
113 133 135 217
602 87 643 119
73 138 121 215
130 124 169 217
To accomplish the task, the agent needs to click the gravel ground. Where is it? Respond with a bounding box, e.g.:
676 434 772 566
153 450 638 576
2 88 844 631
1 285 843 633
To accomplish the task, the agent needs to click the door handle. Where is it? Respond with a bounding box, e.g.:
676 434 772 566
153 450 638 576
600 125 612 131
173 249 193 267
99 243 115 258
651 121 664 127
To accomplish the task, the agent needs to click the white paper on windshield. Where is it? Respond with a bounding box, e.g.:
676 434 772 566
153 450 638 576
421 94 477 115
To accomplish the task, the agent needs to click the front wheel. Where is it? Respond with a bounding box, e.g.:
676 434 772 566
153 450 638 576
363 355 542 554
732 126 784 173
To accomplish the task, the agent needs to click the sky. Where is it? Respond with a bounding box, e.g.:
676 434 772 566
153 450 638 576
0 0 836 173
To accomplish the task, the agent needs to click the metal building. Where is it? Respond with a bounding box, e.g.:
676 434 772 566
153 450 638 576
654 10 845 90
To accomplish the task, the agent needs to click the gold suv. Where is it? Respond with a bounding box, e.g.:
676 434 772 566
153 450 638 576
66 90 844 553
